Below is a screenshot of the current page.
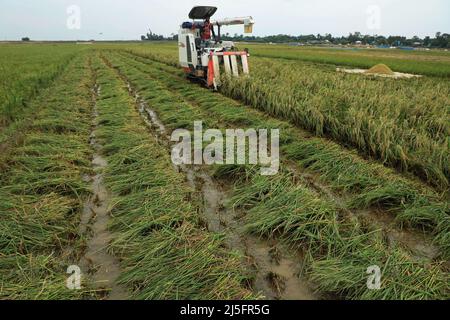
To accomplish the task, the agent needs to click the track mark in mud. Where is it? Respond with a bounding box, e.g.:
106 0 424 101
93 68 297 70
356 209 440 260
189 170 317 300
79 84 128 300
107 63 318 300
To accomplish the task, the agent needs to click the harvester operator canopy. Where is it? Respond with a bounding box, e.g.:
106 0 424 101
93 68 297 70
189 6 217 20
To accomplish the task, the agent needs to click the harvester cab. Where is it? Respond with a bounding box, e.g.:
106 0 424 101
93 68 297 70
178 6 254 90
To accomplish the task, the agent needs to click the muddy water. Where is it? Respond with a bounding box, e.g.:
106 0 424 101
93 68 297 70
113 63 441 299
121 78 318 300
78 85 128 300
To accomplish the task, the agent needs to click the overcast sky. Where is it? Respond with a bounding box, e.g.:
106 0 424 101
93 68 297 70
0 0 448 41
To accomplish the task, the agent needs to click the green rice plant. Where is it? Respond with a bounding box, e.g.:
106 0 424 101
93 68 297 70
116 227 254 300
123 42 450 77
282 139 450 256
246 44 450 78
0 54 95 300
0 253 91 300
243 177 342 248
0 192 81 255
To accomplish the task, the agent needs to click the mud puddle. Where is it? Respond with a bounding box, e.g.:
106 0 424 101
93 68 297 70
78 84 128 300
116 73 318 300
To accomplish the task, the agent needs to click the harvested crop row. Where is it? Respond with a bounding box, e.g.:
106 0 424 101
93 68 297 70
124 45 450 190
106 51 450 258
101 52 449 300
91 55 256 300
0 44 85 128
0 53 95 299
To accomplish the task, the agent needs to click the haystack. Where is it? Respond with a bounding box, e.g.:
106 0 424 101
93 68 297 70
365 64 394 76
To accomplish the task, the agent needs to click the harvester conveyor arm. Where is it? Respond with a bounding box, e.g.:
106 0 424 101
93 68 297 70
211 17 254 33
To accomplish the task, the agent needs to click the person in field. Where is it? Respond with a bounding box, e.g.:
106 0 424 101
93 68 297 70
201 18 212 41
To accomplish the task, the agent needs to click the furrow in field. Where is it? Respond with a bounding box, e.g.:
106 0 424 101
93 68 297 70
0 53 96 299
100 52 449 300
106 50 449 260
91 54 257 300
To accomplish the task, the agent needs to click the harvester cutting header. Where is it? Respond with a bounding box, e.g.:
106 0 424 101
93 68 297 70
178 6 255 89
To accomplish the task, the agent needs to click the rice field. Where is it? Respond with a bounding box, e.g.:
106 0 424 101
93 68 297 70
246 44 450 78
125 44 450 190
0 44 86 127
0 42 448 300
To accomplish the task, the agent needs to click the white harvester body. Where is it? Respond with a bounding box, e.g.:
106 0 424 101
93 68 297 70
178 6 254 89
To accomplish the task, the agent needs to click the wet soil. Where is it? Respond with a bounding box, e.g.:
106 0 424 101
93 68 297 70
78 84 128 300
103 53 444 299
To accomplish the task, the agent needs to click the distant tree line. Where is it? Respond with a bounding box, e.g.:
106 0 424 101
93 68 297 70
141 30 174 41
141 30 450 48
221 32 450 48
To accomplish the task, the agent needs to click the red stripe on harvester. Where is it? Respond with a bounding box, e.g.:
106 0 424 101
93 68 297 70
207 58 215 87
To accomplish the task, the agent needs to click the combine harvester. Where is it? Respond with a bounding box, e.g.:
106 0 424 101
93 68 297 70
178 6 255 89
